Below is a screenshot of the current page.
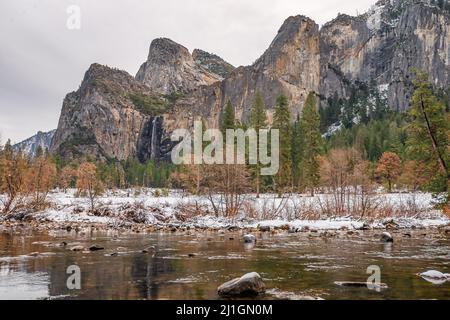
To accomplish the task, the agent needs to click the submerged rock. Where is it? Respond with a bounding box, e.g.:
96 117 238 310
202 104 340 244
89 245 105 251
28 252 40 257
334 281 388 290
243 234 256 243
403 233 412 238
70 245 85 252
142 246 156 253
217 272 266 297
259 225 271 232
381 232 394 243
266 288 323 300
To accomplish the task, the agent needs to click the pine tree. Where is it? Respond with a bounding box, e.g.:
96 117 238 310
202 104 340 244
35 146 44 158
300 92 323 196
292 115 304 190
3 139 13 159
250 91 268 198
221 100 236 134
406 71 449 196
273 95 292 196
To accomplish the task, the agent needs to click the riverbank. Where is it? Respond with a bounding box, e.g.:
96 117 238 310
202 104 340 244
0 189 448 233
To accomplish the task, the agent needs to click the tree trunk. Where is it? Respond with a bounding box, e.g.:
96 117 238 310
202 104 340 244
256 172 260 199
196 166 200 195
420 95 448 177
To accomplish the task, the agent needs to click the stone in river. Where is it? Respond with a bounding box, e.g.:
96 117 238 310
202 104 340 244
70 245 85 252
418 270 450 284
403 233 412 238
28 252 40 257
243 234 256 243
259 225 271 232
380 232 393 243
89 244 105 251
142 246 155 253
217 272 266 297
334 281 388 289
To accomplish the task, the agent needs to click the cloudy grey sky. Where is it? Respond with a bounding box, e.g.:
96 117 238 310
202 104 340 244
0 0 376 143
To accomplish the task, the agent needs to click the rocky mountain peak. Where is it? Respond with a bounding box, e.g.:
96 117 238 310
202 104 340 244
136 38 222 95
14 129 55 158
319 0 450 111
192 49 235 79
147 38 192 65
260 15 318 60
50 0 450 163
81 63 149 95
51 63 170 161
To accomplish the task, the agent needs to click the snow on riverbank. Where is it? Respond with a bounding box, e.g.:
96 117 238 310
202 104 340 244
2 189 449 230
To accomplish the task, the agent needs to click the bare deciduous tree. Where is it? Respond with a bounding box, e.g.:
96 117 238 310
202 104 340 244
60 166 78 192
0 149 28 214
201 163 251 217
24 155 57 210
76 162 104 211
319 148 377 218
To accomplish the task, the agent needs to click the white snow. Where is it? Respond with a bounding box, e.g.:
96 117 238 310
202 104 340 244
2 188 447 231
322 122 343 138
366 4 384 31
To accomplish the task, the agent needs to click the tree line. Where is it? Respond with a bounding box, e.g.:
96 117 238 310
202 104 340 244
1 71 448 216
171 71 449 210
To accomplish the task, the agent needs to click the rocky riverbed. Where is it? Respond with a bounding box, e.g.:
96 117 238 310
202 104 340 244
0 224 449 300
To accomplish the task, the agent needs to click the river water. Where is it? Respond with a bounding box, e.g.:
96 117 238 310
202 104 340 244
0 228 449 300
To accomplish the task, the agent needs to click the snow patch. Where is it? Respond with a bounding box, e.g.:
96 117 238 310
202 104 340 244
6 189 449 231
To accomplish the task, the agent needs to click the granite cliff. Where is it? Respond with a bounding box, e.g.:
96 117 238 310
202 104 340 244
50 0 450 162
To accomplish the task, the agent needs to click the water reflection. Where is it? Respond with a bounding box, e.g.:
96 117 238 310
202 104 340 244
0 266 49 300
0 230 449 300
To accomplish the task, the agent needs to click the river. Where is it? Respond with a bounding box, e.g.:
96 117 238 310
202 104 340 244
0 228 449 300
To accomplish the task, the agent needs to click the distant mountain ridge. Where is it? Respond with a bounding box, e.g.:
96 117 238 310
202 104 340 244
14 130 56 158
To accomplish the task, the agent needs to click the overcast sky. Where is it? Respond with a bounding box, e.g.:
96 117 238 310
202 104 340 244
0 0 376 143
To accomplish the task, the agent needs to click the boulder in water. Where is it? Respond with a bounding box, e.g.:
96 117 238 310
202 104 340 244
218 272 266 297
418 270 450 284
243 234 256 243
381 232 393 243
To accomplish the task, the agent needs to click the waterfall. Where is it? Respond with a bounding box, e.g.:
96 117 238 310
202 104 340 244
150 117 158 160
